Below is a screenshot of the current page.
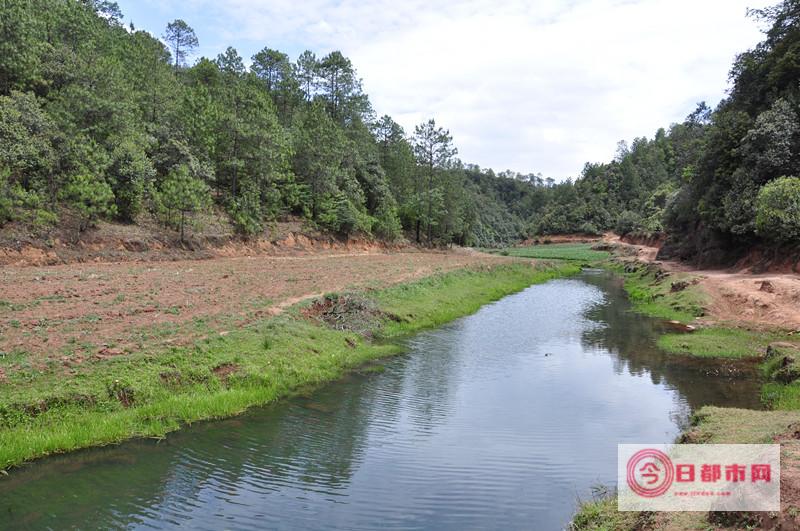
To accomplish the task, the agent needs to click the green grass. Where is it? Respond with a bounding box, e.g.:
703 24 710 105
658 327 794 359
761 343 800 408
375 262 581 336
0 261 580 470
493 243 609 261
686 405 800 443
570 494 652 531
763 382 800 409
606 262 706 323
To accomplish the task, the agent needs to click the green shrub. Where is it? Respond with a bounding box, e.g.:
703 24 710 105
756 176 800 243
615 210 642 236
61 174 116 232
227 183 263 237
578 222 600 236
109 142 155 223
371 203 402 241
159 165 212 241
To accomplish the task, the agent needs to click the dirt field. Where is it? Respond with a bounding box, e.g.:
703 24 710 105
0 249 511 378
607 234 800 331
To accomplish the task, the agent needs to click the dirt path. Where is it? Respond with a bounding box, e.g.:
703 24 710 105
0 249 512 375
607 235 800 330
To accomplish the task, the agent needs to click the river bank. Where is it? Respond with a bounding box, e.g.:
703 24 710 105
2 265 752 530
571 241 800 530
0 259 579 471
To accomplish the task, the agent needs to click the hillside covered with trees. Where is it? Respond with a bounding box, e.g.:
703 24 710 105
3 0 800 260
0 0 553 248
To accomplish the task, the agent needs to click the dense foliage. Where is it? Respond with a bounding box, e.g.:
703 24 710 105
4 0 800 256
0 0 544 247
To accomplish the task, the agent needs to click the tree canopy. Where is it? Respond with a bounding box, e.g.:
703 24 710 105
0 0 546 246
3 0 800 257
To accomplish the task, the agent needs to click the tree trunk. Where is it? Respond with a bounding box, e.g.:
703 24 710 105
231 134 239 198
180 211 185 243
427 161 433 245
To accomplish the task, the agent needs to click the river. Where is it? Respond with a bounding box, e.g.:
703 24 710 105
0 270 762 530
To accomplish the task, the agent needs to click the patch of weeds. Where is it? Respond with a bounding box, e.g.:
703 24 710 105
159 371 183 389
607 261 706 323
78 342 95 353
659 328 793 359
249 296 274 309
303 293 387 337
0 350 29 366
570 487 653 531
0 300 32 312
165 306 181 315
106 379 135 408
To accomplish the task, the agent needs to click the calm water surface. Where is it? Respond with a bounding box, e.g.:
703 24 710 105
0 270 762 530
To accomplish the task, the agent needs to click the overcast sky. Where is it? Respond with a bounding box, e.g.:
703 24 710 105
118 0 772 179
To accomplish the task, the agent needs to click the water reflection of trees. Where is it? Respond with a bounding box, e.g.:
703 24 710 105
579 271 762 411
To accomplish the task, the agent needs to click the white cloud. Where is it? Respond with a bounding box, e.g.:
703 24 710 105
137 0 772 179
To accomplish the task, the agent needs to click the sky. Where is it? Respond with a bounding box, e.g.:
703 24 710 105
117 0 773 180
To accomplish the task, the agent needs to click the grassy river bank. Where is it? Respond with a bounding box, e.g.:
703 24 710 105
0 260 580 471
560 244 800 530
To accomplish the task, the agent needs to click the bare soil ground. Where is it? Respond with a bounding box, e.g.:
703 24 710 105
519 233 602 246
0 248 512 378
606 234 800 331
0 214 405 266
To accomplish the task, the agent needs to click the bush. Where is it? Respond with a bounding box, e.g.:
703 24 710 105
228 183 263 237
109 142 155 223
756 176 800 243
0 174 57 227
615 210 642 236
578 222 600 236
61 174 116 232
319 193 369 237
153 165 211 241
371 204 402 241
